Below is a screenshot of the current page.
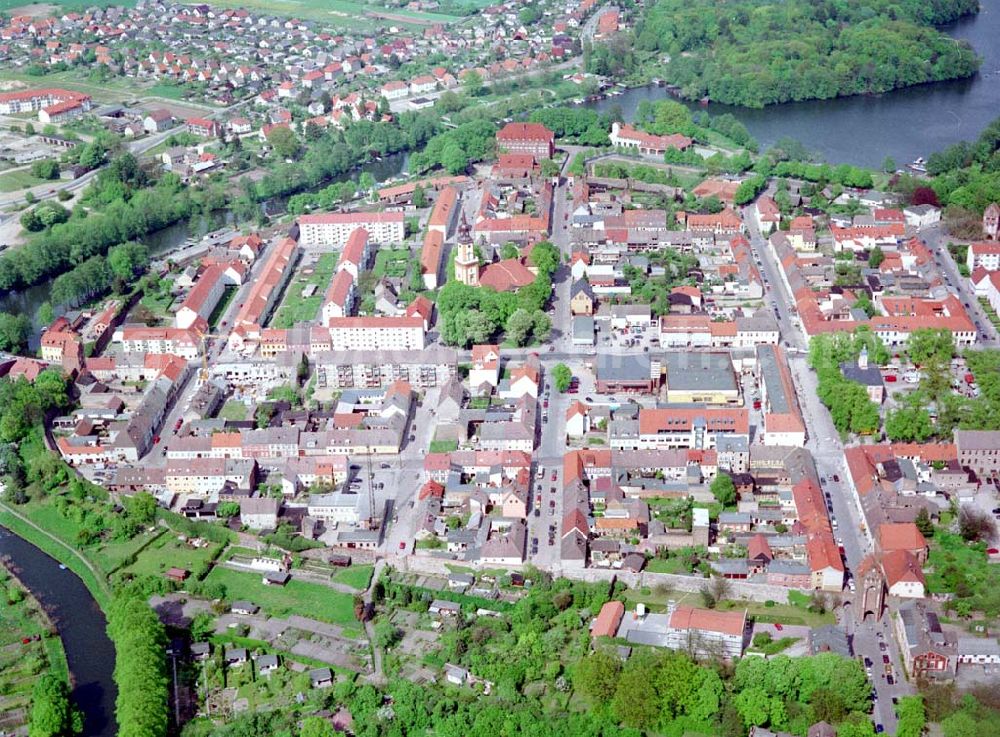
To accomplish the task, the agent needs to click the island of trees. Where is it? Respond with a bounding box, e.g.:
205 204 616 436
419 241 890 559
629 0 980 107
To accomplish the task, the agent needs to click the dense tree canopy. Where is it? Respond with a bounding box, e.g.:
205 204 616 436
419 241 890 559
28 675 81 737
634 0 979 107
107 597 169 737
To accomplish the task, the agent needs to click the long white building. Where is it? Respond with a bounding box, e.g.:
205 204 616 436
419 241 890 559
297 212 405 248
327 317 425 351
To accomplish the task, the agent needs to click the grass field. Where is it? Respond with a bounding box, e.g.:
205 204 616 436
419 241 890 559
0 0 136 10
9 497 161 577
218 400 248 421
198 0 460 29
332 564 374 590
146 83 189 101
0 506 112 609
0 168 45 192
125 532 220 578
204 566 358 625
373 247 413 279
270 251 336 329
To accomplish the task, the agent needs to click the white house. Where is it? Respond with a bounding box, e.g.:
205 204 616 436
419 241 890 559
903 204 941 228
307 491 361 524
565 401 590 438
469 345 501 390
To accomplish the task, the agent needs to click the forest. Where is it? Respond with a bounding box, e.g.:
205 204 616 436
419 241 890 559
921 115 1000 216
632 0 980 107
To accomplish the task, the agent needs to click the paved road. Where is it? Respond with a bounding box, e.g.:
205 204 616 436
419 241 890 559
917 223 999 347
745 203 910 733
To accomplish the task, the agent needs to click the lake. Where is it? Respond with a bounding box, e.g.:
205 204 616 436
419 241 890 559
584 0 1000 167
0 526 117 737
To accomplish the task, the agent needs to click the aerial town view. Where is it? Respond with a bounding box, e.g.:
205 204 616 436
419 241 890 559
1 0 1000 736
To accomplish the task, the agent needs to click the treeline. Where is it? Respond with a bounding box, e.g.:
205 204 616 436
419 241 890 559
107 598 169 737
48 241 148 309
768 160 874 189
0 163 196 295
29 674 82 737
238 112 441 206
527 107 611 146
925 115 1000 213
635 0 980 107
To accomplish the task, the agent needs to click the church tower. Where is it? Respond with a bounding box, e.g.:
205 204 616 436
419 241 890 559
455 241 480 287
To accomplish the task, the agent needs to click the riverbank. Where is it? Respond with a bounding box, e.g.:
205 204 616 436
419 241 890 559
581 0 1000 168
0 523 117 737
0 501 111 610
0 564 71 734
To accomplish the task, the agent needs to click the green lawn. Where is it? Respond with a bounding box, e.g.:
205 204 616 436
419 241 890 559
429 439 458 453
139 288 176 320
208 285 238 329
204 566 359 625
718 598 835 628
146 83 188 101
0 168 45 192
125 533 220 578
270 252 335 328
91 527 166 575
218 400 248 421
645 557 694 575
333 564 374 590
373 248 412 279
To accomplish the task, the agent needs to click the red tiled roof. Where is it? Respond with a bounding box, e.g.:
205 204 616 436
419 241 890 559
878 523 927 554
669 606 745 636
496 122 553 143
592 601 624 638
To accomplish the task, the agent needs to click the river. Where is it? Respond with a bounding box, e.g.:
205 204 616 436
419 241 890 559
584 0 1000 168
0 152 410 331
0 526 116 737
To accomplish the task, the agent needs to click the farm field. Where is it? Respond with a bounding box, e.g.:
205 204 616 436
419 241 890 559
199 0 461 29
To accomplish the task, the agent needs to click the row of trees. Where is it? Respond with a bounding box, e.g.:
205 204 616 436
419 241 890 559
0 163 196 295
107 598 169 737
634 0 979 107
29 675 82 737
